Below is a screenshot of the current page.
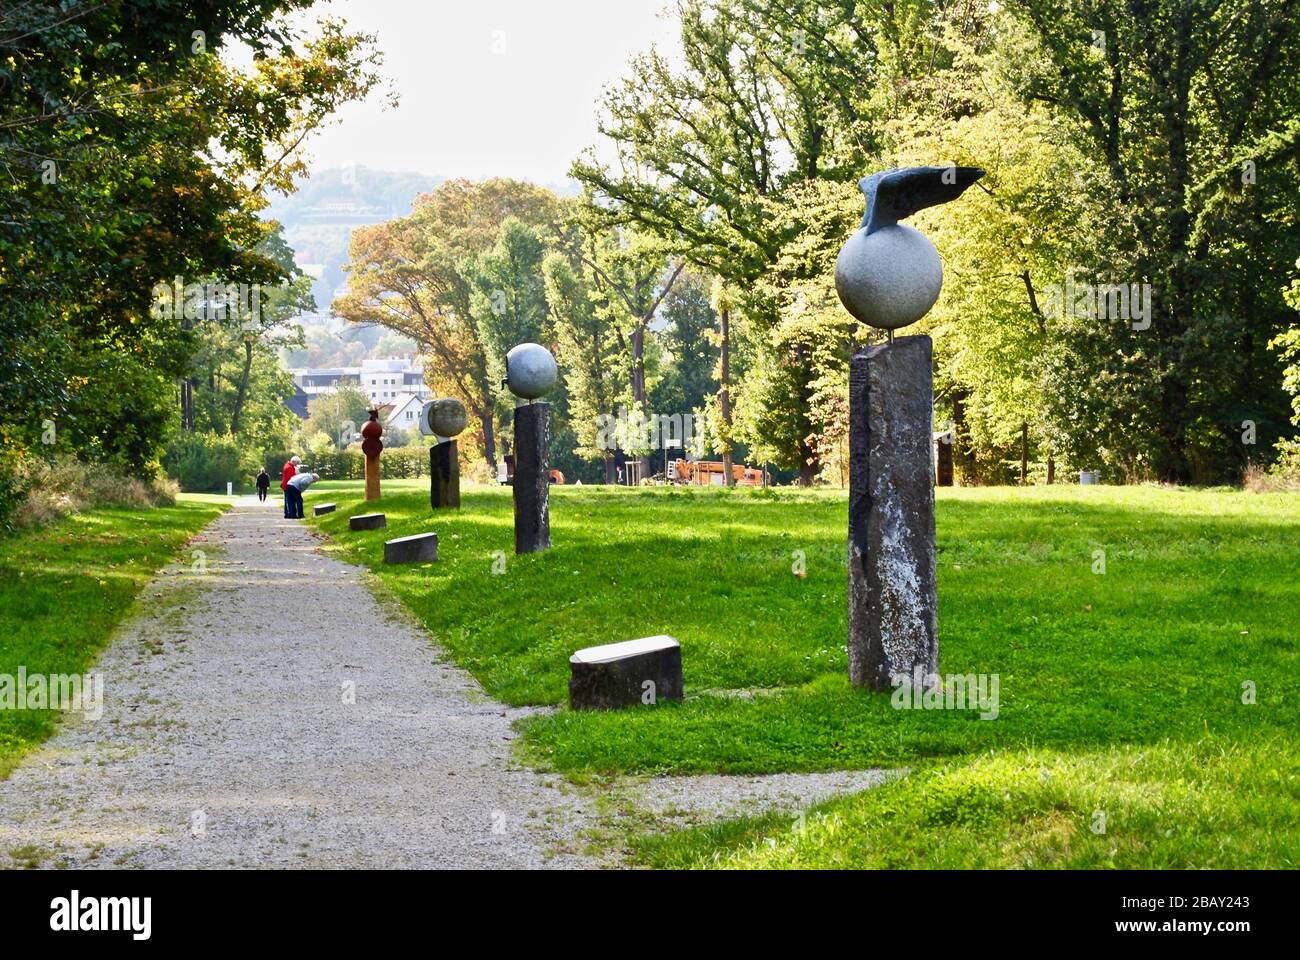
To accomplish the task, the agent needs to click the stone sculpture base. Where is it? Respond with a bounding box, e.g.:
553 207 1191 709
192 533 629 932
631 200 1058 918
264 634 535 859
513 402 550 554
430 439 460 509
848 335 938 691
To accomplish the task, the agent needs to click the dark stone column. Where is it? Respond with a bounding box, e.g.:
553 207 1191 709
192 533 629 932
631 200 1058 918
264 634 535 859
430 439 460 509
513 401 550 553
848 335 938 691
935 434 953 486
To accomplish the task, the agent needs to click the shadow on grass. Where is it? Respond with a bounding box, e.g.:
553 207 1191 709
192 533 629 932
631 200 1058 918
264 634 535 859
304 485 1300 775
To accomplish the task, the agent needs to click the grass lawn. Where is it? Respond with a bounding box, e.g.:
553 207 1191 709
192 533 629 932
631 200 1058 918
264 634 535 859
306 480 1300 867
0 494 229 778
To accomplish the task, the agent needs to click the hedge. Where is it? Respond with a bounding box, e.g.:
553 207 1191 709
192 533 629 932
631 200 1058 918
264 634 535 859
268 446 434 481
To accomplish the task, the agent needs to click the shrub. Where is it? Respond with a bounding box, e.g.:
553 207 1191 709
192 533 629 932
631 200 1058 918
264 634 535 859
1244 439 1300 492
161 432 241 492
7 455 177 531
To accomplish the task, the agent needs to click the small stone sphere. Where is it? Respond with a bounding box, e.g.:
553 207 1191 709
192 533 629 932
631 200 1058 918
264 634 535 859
505 342 557 399
428 397 469 437
835 223 943 330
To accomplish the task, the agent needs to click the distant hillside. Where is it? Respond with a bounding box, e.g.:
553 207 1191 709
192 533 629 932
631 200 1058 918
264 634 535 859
264 167 445 314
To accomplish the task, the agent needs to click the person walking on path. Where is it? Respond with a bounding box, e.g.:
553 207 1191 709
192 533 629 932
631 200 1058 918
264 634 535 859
285 470 320 519
255 468 271 503
281 455 300 518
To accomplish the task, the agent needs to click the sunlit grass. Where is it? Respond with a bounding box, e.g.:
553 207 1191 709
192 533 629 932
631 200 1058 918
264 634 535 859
0 495 228 778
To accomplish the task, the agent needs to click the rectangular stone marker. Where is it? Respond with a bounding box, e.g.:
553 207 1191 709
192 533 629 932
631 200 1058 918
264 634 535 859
430 439 460 509
569 635 684 710
313 503 336 516
349 513 387 531
384 532 438 564
848 336 938 692
513 401 550 554
934 434 953 486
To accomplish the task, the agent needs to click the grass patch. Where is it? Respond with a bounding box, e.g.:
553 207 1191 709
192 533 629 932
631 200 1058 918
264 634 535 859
306 481 1299 866
0 494 227 778
631 736 1300 869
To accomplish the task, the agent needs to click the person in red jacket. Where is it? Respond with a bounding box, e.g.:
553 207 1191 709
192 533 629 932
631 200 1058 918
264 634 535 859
281 455 300 518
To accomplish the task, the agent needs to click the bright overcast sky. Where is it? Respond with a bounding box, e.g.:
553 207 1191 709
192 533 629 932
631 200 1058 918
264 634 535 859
296 0 679 183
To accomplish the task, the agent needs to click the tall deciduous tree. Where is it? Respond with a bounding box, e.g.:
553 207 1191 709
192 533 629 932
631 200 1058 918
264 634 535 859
335 179 560 469
1004 0 1300 482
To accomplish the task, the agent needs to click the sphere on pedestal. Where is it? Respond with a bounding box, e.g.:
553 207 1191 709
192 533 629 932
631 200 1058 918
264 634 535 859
421 398 468 438
834 224 942 330
505 343 557 400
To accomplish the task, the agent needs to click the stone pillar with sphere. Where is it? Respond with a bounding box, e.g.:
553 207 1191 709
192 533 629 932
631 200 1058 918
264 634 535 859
503 342 558 554
361 409 384 502
835 165 983 692
420 398 469 509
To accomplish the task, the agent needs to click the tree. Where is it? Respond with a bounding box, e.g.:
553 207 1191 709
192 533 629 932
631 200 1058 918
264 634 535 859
335 179 560 469
0 1 387 476
543 248 623 478
572 0 882 483
301 385 372 450
1003 0 1300 482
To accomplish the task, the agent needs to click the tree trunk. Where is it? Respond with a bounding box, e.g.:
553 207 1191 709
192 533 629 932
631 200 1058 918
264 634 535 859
230 338 253 436
798 440 817 486
951 388 976 485
1020 422 1028 485
479 410 497 472
631 322 647 484
1046 454 1056 485
718 305 734 487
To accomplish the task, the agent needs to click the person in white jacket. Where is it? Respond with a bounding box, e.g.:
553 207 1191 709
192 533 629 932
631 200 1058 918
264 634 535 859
285 470 320 519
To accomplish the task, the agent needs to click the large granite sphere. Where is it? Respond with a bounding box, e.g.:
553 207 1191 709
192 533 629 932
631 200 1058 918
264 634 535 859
505 342 557 400
835 223 942 330
426 398 468 438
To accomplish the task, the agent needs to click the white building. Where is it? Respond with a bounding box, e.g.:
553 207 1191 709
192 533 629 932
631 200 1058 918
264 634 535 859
358 357 431 407
287 356 432 418
385 393 426 432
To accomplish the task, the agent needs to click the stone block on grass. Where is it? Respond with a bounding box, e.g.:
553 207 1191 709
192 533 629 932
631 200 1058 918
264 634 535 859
313 503 336 516
569 635 683 710
384 532 438 565
349 513 387 531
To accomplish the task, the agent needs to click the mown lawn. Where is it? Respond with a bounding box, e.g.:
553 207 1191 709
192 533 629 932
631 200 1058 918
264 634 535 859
307 480 1300 867
0 494 229 778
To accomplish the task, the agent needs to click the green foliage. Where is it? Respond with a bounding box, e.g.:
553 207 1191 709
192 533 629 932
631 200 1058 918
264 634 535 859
301 385 373 449
0 0 385 479
162 434 242 493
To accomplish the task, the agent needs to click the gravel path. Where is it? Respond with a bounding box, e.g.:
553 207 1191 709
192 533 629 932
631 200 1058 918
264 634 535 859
0 497 593 869
0 496 893 869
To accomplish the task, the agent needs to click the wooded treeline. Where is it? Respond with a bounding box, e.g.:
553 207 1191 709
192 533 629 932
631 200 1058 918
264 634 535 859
342 0 1300 486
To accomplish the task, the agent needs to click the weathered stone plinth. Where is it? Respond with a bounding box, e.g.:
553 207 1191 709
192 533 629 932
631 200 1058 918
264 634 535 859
313 503 336 516
349 513 387 532
430 439 460 510
569 635 684 710
384 532 438 564
848 336 938 691
513 401 550 554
